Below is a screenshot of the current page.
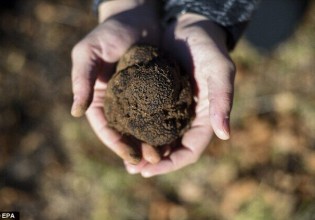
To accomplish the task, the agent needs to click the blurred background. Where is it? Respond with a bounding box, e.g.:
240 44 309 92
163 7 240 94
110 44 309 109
0 0 314 219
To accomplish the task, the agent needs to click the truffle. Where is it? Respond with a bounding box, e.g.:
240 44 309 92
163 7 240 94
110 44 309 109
104 45 194 146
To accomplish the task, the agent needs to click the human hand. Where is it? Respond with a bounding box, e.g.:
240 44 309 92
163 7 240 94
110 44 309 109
125 13 236 177
71 0 161 164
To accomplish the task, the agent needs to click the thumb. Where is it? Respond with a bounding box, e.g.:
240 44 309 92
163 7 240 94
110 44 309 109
71 42 99 117
207 62 235 140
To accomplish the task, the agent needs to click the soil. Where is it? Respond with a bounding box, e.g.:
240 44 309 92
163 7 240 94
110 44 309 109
104 45 194 146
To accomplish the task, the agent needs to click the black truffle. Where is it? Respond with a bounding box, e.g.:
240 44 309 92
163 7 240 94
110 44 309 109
104 45 194 146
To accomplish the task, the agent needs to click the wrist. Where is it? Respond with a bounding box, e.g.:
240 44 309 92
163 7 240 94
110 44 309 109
97 0 149 23
176 13 229 52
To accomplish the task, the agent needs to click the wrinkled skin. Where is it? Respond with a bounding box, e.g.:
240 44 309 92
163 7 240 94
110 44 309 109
71 0 235 177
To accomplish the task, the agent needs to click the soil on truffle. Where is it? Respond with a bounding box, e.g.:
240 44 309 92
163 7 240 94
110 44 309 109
104 45 194 146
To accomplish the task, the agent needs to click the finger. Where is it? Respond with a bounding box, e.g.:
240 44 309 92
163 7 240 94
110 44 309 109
142 143 161 164
207 62 235 140
141 149 192 178
160 145 171 157
124 159 147 174
71 41 99 117
86 106 141 164
141 120 212 177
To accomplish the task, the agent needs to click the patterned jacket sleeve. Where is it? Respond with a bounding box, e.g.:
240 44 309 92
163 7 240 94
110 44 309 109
163 0 261 50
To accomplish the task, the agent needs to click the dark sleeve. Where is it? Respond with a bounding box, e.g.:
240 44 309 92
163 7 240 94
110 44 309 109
93 0 102 13
163 0 261 50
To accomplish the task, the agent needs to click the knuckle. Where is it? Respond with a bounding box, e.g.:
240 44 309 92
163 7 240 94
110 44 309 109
71 41 90 60
225 59 236 74
212 58 236 76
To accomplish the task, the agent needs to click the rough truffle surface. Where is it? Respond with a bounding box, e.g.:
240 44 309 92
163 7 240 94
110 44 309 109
104 45 194 146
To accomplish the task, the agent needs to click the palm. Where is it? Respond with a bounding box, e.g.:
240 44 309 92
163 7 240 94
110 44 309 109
125 13 235 177
71 2 161 164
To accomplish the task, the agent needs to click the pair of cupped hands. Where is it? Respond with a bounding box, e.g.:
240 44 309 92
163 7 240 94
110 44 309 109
71 0 235 177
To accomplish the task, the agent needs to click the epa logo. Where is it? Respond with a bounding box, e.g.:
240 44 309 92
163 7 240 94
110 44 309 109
0 212 19 219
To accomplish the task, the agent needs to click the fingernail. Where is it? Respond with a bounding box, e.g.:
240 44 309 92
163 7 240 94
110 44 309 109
71 100 86 117
127 157 141 166
71 105 84 117
126 165 139 174
141 171 153 178
222 117 230 140
126 150 142 165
